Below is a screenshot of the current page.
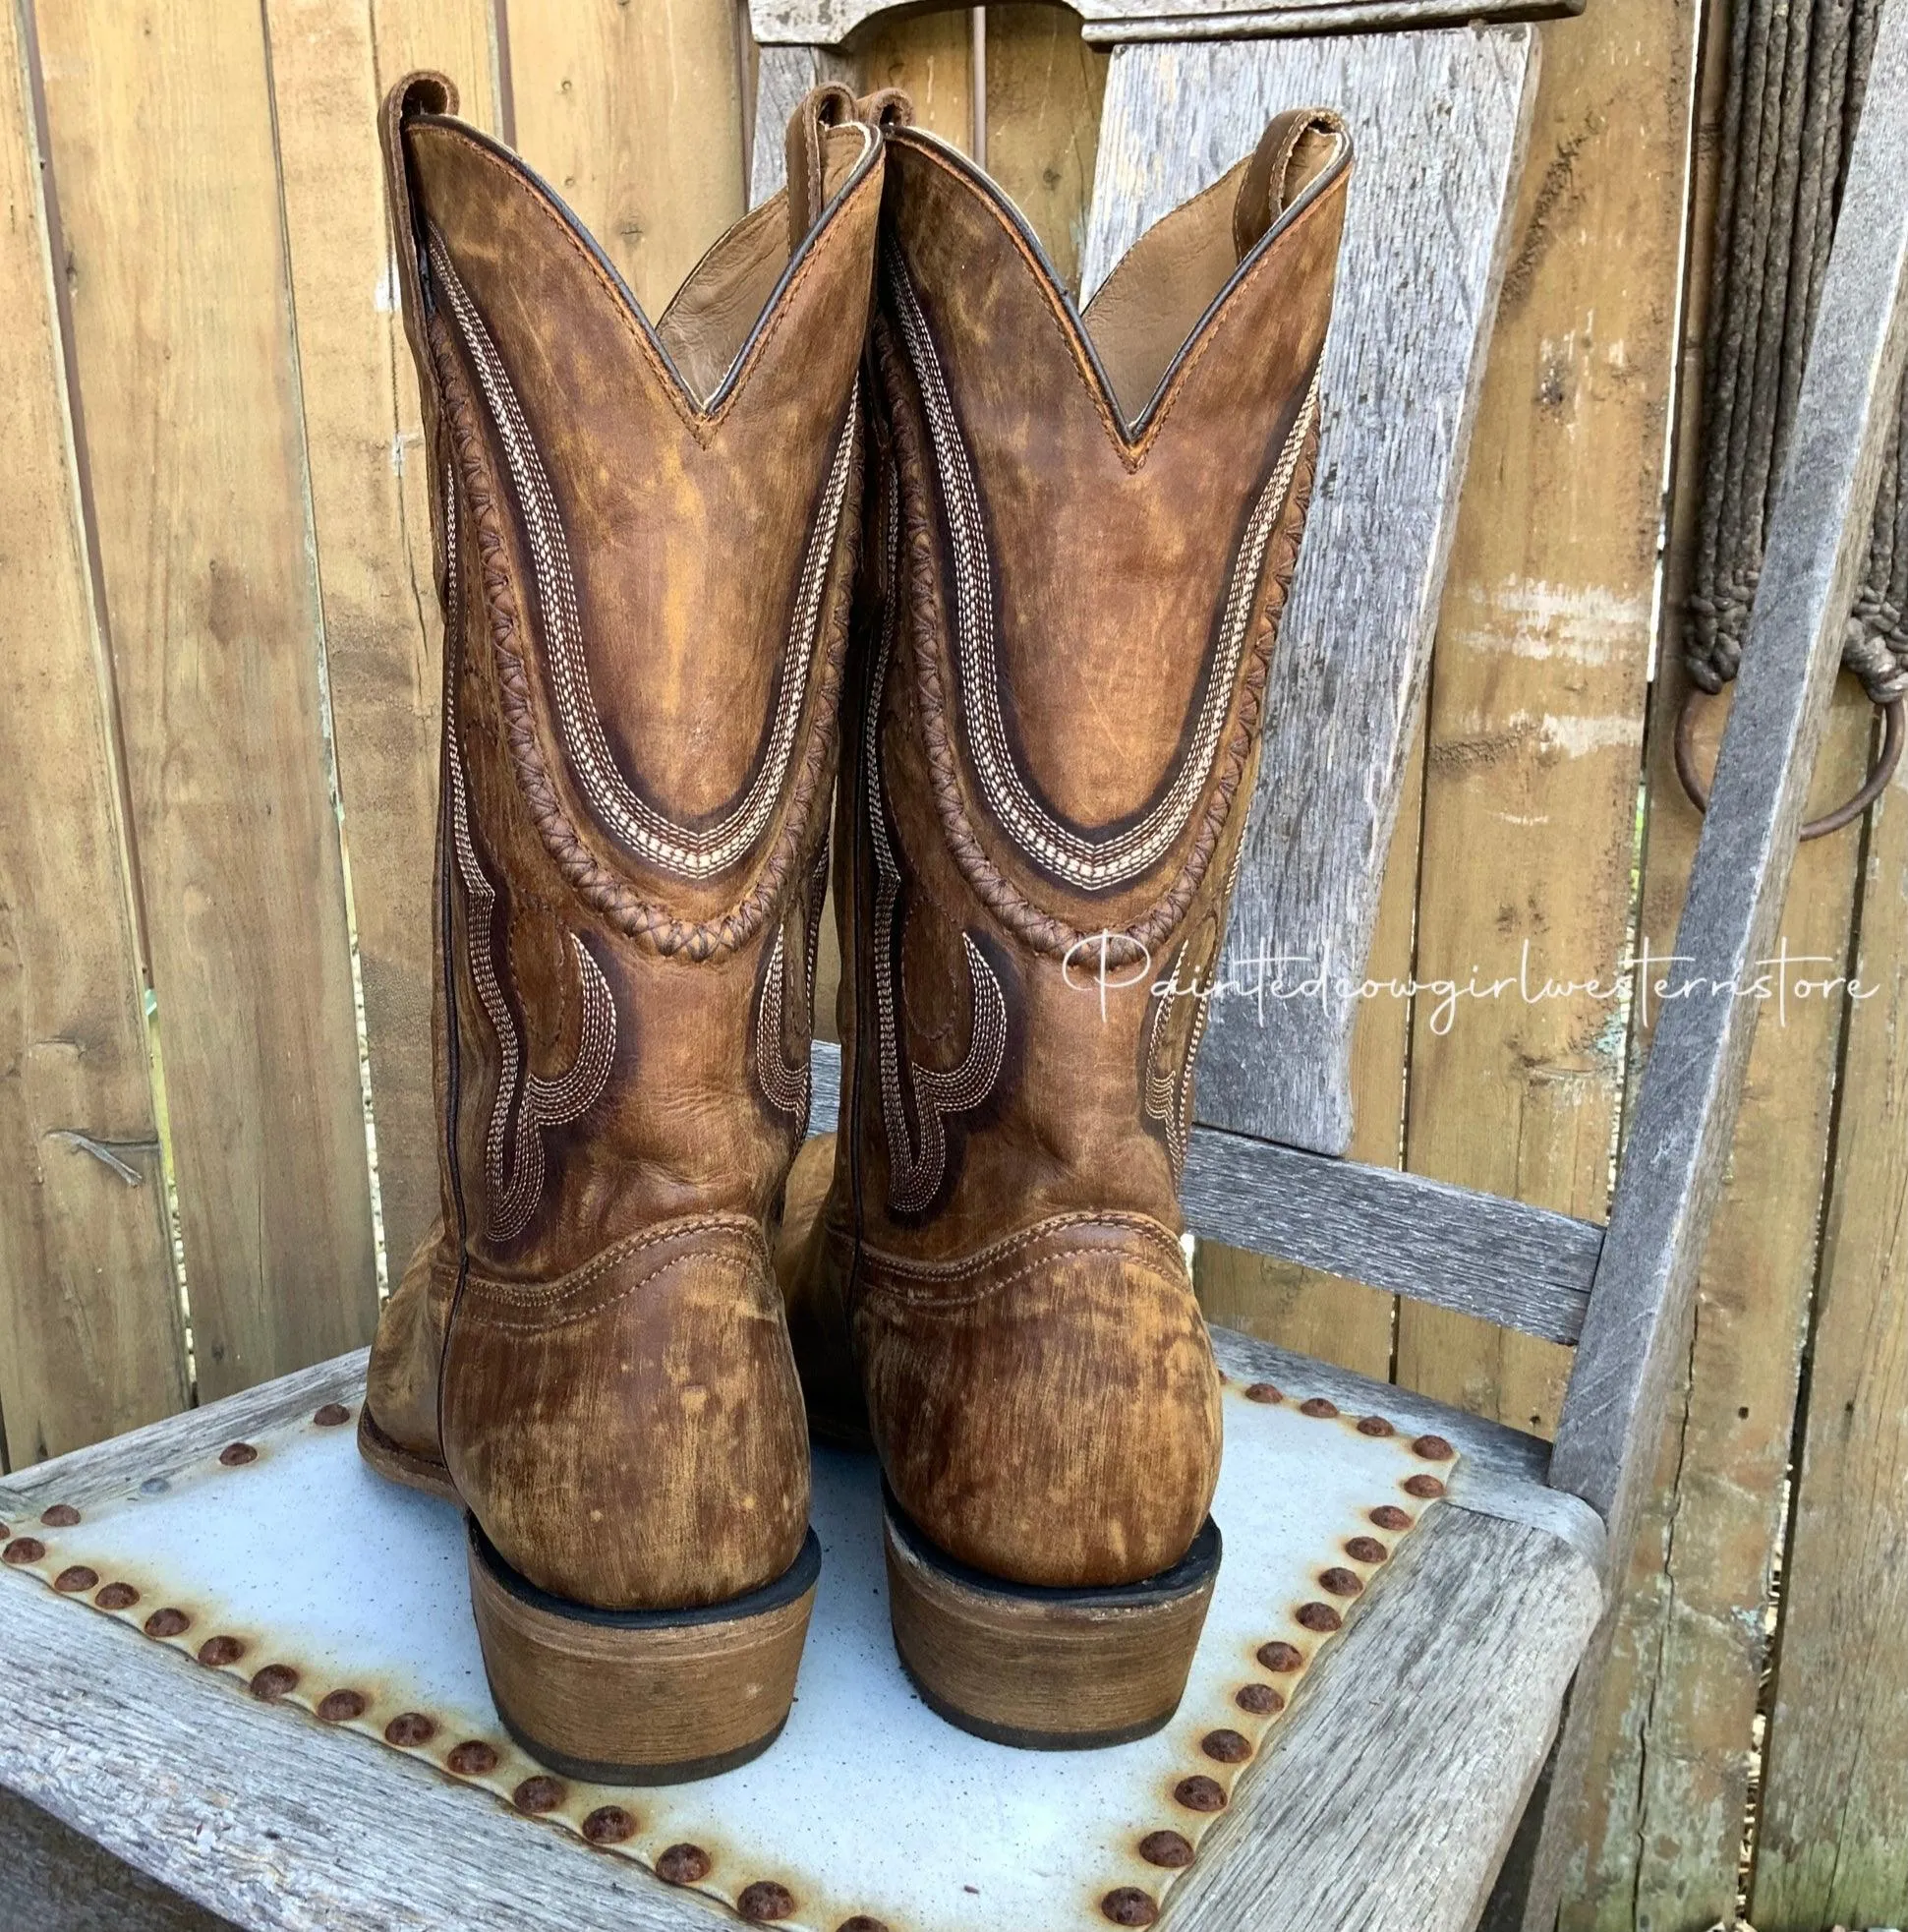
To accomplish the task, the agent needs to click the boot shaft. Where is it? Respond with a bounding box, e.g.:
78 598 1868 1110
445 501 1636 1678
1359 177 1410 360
835 113 1353 1259
383 78 883 1279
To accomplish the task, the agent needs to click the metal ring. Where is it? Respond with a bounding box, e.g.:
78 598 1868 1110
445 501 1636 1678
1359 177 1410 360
1675 688 1904 841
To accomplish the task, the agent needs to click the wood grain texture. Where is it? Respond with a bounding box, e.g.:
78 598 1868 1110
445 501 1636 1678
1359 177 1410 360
33 0 376 1399
1156 1504 1603 1932
1560 3 1878 1916
261 0 498 1297
1394 0 1698 1444
509 0 746 318
0 1787 238 1932
854 6 974 149
1752 775 1908 1926
747 0 1582 48
0 0 182 1467
1183 1123 1601 1343
980 5 1107 298
1081 29 1539 1157
1194 724 1424 1380
1535 10 1908 1924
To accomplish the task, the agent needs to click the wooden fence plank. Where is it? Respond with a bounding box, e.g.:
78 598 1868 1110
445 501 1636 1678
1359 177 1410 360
506 0 746 318
0 0 182 1465
33 0 376 1398
1753 774 1908 1928
981 4 1106 297
856 6 975 151
1556 0 1879 1908
261 0 498 1297
1393 0 1699 1439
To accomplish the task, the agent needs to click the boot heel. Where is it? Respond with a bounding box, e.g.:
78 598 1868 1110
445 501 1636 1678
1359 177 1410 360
467 1519 821 1784
882 1489 1221 1749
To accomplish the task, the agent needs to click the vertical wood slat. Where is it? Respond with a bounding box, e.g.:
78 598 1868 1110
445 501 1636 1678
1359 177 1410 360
507 0 746 319
0 0 183 1466
1561 0 1879 1910
32 0 376 1399
261 0 499 1299
1393 0 1700 1441
1754 768 1908 1930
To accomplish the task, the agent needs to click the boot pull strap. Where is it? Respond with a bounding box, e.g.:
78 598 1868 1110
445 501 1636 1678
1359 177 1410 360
784 83 859 254
381 71 458 319
1233 108 1348 261
855 87 914 133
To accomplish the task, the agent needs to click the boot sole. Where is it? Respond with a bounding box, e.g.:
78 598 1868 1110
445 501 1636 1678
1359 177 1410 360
466 1518 821 1784
882 1487 1221 1750
356 1404 458 1502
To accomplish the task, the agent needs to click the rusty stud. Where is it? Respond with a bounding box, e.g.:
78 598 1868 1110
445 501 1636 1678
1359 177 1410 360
1298 1397 1339 1419
1319 1566 1363 1598
3 1537 46 1566
1173 1775 1227 1813
145 1607 191 1640
656 1844 712 1886
1356 1415 1395 1436
1236 1682 1285 1716
837 1919 892 1932
313 1403 352 1427
249 1664 299 1702
1412 1434 1455 1461
1256 1640 1303 1672
94 1582 140 1611
1101 1888 1160 1927
446 1740 498 1777
1201 1727 1252 1764
54 1565 98 1594
197 1634 246 1668
1345 1535 1388 1565
1297 1601 1343 1633
581 1805 637 1845
513 1775 566 1815
1369 1505 1413 1531
318 1689 369 1724
384 1712 437 1748
738 1881 798 1922
1243 1382 1284 1404
1404 1474 1446 1499
218 1442 259 1468
1138 1829 1195 1868
40 1503 80 1528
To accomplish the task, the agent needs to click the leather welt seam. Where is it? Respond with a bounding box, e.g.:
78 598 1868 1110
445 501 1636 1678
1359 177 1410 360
858 1209 1185 1282
456 1248 760 1334
460 1214 766 1308
857 1241 1192 1313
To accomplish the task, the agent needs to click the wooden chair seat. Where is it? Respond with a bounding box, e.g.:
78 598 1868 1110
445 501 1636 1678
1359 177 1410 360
0 1323 1603 1932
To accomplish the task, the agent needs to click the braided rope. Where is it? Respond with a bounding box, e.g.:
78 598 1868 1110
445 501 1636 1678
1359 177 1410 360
1690 0 1908 711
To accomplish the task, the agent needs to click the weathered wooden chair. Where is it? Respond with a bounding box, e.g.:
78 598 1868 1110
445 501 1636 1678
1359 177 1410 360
3 2 1905 1928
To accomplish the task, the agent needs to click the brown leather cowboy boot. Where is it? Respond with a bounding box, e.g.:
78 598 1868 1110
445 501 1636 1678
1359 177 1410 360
357 71 885 1782
778 107 1352 1746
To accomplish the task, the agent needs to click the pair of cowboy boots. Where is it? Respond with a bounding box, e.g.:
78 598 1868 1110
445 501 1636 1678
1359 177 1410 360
360 69 1351 1783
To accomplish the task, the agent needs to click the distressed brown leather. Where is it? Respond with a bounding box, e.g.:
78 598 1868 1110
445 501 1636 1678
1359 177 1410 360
782 113 1353 1589
363 73 885 1610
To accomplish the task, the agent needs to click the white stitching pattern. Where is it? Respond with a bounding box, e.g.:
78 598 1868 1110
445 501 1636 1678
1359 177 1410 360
754 845 828 1124
432 234 856 881
886 235 1317 893
869 479 1008 1215
442 468 618 1245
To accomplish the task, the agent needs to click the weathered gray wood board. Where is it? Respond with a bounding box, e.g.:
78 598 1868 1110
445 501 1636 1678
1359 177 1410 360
0 1787 238 1932
749 1 1580 49
807 1042 1602 1342
1093 29 1539 1156
1525 10 1908 1929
